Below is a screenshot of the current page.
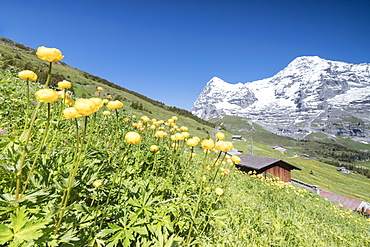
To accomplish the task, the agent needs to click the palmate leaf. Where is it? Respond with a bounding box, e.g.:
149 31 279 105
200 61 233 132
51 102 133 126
0 206 51 245
0 224 13 245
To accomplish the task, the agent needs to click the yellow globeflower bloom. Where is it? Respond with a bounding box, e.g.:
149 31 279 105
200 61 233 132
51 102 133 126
172 116 178 121
97 87 104 92
201 139 214 150
150 125 156 130
90 97 104 108
36 46 64 62
56 91 70 99
73 98 98 116
35 89 58 103
102 99 109 104
175 133 184 141
215 187 224 196
182 132 190 138
150 145 159 152
186 138 199 147
57 80 72 89
223 169 230 175
155 131 165 137
103 111 111 116
106 95 112 99
231 155 241 164
107 100 123 110
92 180 103 188
215 132 225 140
18 70 37 81
125 131 141 144
180 126 188 131
167 119 174 124
215 141 233 152
63 107 81 119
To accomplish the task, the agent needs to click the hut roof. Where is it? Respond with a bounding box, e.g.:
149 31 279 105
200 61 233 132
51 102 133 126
238 154 301 171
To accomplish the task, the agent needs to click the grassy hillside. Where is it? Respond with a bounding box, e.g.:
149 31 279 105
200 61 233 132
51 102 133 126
0 39 369 246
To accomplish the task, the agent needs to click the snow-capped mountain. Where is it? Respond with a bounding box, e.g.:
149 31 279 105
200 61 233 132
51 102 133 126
192 56 370 142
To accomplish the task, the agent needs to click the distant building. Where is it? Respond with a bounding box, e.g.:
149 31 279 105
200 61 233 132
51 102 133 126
236 154 301 182
273 146 286 153
299 154 310 159
337 167 350 173
232 135 242 140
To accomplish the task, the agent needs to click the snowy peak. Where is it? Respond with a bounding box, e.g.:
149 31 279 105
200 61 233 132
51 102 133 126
192 56 370 141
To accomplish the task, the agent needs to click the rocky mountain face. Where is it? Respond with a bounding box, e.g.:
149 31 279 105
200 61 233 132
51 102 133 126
192 56 370 142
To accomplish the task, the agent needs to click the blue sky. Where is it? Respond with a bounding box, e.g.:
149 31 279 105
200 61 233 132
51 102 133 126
1 0 370 110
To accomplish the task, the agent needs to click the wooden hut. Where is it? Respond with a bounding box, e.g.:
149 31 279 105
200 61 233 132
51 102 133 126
236 154 301 182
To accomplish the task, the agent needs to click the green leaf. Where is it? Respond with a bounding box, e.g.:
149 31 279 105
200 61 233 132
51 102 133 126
0 224 12 245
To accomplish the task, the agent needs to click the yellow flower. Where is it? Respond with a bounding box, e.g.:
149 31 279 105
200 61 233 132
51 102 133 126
107 100 123 110
141 116 150 122
18 70 37 81
35 89 58 103
155 131 166 137
92 180 103 188
125 131 141 144
223 169 231 175
231 155 241 164
56 91 70 99
63 97 74 106
215 187 224 196
186 138 199 147
63 107 81 119
182 132 190 138
180 126 188 131
150 145 159 152
201 139 215 150
74 98 98 116
172 116 178 121
103 111 111 116
175 133 184 141
215 141 233 152
36 46 64 62
102 99 109 104
57 80 72 89
215 132 225 140
90 98 104 108
97 87 104 92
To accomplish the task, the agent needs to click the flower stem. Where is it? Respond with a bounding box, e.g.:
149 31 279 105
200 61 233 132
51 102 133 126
24 79 30 129
21 103 51 197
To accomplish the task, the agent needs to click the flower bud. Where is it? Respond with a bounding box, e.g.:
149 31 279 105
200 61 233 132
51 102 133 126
125 131 141 144
93 180 103 188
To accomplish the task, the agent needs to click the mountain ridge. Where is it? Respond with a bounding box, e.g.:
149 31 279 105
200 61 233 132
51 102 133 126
192 56 370 142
